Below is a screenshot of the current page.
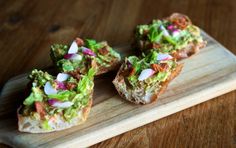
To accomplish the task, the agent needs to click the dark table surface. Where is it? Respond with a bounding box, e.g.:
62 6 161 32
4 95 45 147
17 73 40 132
0 0 236 147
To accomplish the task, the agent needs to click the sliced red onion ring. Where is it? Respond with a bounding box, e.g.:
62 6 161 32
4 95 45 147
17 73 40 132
56 73 70 82
160 25 170 36
138 69 155 81
44 81 58 95
64 53 82 61
81 47 96 56
56 81 67 90
157 53 173 61
48 99 73 108
48 99 58 105
68 41 79 54
64 53 74 59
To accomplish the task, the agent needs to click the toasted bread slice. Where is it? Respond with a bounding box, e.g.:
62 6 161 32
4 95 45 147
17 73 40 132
50 38 121 76
135 13 207 60
18 68 95 133
113 54 183 104
17 99 92 133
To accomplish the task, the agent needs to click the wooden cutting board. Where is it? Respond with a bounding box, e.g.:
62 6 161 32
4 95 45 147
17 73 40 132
1 31 236 148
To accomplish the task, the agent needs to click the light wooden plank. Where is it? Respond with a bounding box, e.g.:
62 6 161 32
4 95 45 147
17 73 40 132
0 31 236 148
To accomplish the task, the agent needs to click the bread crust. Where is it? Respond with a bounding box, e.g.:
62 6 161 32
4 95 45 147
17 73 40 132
113 63 183 104
171 41 207 60
17 99 92 133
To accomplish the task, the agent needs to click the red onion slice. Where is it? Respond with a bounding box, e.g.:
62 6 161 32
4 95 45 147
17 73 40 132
82 47 96 56
56 73 70 82
160 25 170 36
44 81 58 95
172 29 181 38
157 53 173 61
126 61 132 69
64 53 82 61
68 41 79 54
48 99 59 105
48 99 73 108
64 53 73 59
56 81 67 90
167 25 175 30
138 69 155 81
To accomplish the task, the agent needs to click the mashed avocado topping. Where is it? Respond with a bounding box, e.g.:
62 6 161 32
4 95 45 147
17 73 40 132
21 68 96 129
136 16 203 53
124 51 177 88
50 38 121 74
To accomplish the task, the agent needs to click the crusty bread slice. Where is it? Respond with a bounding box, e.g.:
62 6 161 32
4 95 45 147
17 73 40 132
136 13 207 60
17 99 92 133
113 63 183 104
50 39 121 76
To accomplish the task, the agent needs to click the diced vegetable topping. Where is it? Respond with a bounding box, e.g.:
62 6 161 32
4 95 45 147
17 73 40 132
75 38 84 46
48 99 74 108
63 53 82 61
44 81 58 95
160 25 170 36
157 53 173 61
56 73 70 82
35 101 46 118
82 47 96 56
68 41 79 54
167 25 175 30
23 87 43 106
138 69 155 81
172 29 181 38
56 81 67 90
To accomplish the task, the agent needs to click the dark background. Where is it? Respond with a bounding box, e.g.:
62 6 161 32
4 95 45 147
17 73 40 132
0 0 236 147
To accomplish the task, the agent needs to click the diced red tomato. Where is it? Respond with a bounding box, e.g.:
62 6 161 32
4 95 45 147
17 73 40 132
151 63 168 72
35 101 46 118
98 46 109 55
75 38 84 46
151 64 161 72
129 68 136 76
173 17 188 29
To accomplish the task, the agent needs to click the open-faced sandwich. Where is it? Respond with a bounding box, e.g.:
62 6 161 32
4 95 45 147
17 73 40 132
135 13 207 60
18 68 96 133
113 51 183 104
50 38 121 75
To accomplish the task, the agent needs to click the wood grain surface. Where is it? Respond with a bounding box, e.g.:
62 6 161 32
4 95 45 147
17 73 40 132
0 0 236 147
0 32 236 148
